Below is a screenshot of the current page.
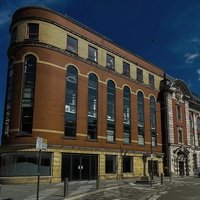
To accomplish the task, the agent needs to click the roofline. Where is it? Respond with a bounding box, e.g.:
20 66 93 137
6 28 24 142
12 6 164 73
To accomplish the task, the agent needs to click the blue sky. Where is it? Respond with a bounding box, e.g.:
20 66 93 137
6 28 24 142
1 0 200 141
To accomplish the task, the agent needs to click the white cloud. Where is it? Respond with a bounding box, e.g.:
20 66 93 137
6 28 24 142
197 69 200 81
185 52 199 64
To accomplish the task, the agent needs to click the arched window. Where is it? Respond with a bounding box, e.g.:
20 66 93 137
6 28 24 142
137 91 144 145
88 73 98 140
123 86 131 144
65 66 78 137
21 55 36 133
107 80 115 142
3 59 14 137
150 96 156 146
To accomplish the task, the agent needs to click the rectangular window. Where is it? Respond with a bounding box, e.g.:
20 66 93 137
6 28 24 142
149 74 155 87
88 46 98 62
0 152 51 176
176 105 182 120
67 35 78 54
190 134 194 146
27 23 39 39
123 62 130 76
198 134 200 147
137 68 143 82
105 155 116 174
106 54 115 69
123 156 133 173
178 129 183 143
197 118 200 132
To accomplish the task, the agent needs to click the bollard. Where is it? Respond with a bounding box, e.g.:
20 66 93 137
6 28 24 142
150 172 153 187
169 172 172 183
161 173 163 185
96 175 99 189
64 177 68 197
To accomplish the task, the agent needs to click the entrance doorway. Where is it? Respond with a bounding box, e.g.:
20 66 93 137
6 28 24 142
179 161 184 176
62 154 98 181
148 160 159 177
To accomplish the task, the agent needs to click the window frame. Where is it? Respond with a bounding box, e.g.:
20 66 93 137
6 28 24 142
105 155 116 174
176 104 182 121
123 62 130 77
123 86 131 144
106 54 115 69
65 66 78 137
27 23 39 40
137 91 145 145
87 73 98 140
21 55 36 134
137 68 143 82
67 35 78 54
107 80 116 143
123 156 133 173
88 45 98 62
149 74 155 88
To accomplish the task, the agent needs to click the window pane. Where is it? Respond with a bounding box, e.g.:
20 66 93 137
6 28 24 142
65 66 78 137
21 56 36 134
67 36 78 53
106 54 115 69
137 68 143 82
0 152 51 176
149 74 154 87
123 156 133 173
88 46 98 62
27 23 39 39
123 62 130 76
88 73 98 139
137 92 144 126
105 155 116 174
107 81 115 142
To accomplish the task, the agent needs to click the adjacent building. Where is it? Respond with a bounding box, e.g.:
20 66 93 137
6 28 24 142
0 6 164 183
161 75 200 176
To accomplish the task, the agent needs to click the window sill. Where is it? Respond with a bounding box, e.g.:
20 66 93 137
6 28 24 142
24 38 39 42
87 58 98 64
15 133 33 137
106 141 116 144
65 49 78 55
63 136 77 140
123 142 131 145
86 138 98 142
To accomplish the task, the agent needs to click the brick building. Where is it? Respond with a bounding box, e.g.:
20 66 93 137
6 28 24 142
1 6 165 183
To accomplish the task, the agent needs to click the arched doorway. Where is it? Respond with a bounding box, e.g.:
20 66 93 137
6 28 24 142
173 146 189 176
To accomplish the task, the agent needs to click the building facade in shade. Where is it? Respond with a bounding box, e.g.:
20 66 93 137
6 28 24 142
1 6 165 183
162 74 200 176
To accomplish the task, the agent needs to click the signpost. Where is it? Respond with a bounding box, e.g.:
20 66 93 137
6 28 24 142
36 137 47 200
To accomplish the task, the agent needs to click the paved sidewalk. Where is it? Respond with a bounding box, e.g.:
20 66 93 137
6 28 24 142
0 176 193 200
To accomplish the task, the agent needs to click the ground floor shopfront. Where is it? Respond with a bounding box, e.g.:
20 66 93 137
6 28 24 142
0 146 164 184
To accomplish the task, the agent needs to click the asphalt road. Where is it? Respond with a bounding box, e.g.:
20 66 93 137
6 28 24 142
77 177 200 200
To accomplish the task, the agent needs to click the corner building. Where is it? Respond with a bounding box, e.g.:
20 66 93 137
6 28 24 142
1 7 164 183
